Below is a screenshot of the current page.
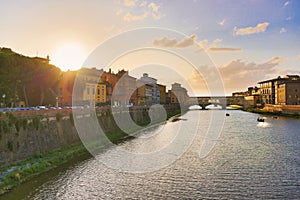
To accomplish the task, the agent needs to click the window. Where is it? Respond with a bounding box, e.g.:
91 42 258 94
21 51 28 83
92 88 95 95
87 88 90 95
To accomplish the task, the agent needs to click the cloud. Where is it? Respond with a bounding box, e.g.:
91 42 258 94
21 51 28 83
153 34 197 48
283 1 290 7
148 2 163 20
296 55 300 60
148 2 159 12
199 38 221 49
176 34 197 47
218 57 285 93
265 56 285 65
218 19 226 26
124 0 136 7
153 35 241 53
139 1 147 7
123 12 149 21
233 22 270 35
198 38 242 52
187 56 299 95
280 27 287 34
208 47 242 52
122 1 163 21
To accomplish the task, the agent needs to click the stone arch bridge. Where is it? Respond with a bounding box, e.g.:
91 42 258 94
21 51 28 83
187 96 244 109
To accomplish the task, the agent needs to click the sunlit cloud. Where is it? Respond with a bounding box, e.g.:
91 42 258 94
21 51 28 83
208 47 242 52
265 56 285 65
121 1 163 21
153 34 197 48
124 0 137 7
140 0 147 7
198 38 242 52
218 19 226 26
187 69 209 95
198 38 221 49
219 57 286 92
187 56 297 95
153 35 241 53
233 22 270 35
123 11 149 21
280 27 287 34
148 2 163 20
148 2 159 12
283 1 290 7
296 55 300 60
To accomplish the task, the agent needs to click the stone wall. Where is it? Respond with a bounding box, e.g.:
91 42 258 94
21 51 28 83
263 104 300 114
0 105 180 166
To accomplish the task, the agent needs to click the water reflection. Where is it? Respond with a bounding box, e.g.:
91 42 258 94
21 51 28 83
1 110 299 199
257 121 272 128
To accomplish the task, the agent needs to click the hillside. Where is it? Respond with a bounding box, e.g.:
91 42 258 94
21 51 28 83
0 47 62 107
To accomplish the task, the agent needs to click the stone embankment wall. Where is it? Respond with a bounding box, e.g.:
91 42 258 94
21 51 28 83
0 105 180 166
263 104 300 114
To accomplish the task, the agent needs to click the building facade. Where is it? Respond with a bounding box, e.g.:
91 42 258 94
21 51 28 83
112 70 137 106
276 76 300 105
136 83 153 105
244 87 260 106
157 84 167 104
258 79 275 104
170 83 189 104
95 83 107 104
58 70 77 106
139 73 160 105
258 75 300 105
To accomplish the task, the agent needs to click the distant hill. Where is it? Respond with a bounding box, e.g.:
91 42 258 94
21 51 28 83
0 47 62 107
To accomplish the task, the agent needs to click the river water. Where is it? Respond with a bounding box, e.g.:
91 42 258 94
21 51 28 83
1 110 300 199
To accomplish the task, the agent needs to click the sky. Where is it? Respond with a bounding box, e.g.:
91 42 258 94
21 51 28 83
1 0 300 95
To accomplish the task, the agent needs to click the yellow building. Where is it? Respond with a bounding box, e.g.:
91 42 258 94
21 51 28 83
79 68 108 106
95 83 106 104
83 82 107 105
83 82 97 104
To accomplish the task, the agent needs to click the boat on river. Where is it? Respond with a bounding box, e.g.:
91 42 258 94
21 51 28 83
257 117 265 122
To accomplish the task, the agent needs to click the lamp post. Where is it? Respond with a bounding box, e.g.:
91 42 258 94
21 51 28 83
56 96 58 108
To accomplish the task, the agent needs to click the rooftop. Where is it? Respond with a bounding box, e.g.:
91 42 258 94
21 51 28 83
258 75 300 84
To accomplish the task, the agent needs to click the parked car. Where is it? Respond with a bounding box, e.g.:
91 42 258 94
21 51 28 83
36 106 47 110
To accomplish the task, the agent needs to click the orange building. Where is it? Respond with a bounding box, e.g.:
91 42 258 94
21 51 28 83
157 84 167 104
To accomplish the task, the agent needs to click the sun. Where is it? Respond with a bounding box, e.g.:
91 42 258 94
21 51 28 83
52 43 87 71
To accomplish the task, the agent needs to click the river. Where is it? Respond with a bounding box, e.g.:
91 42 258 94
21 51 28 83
1 110 300 199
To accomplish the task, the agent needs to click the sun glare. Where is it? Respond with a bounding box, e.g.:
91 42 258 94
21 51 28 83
52 44 86 71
